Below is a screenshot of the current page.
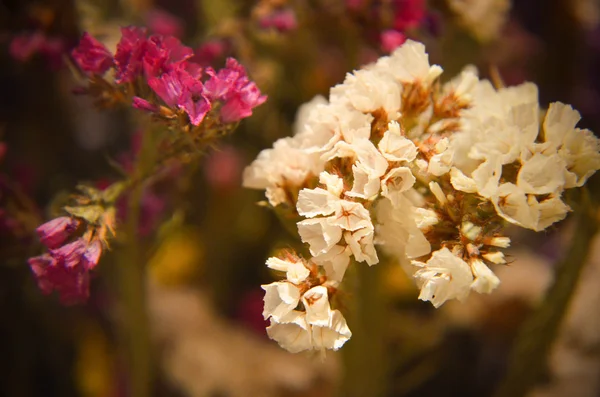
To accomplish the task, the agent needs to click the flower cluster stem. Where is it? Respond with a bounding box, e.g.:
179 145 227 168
494 191 599 397
340 261 389 397
116 128 160 397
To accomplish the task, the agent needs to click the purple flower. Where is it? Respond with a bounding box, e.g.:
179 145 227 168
132 97 159 113
28 254 90 305
36 216 80 249
178 81 211 125
115 26 149 83
72 32 114 75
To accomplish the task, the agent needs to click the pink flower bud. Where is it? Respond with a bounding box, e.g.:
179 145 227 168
146 9 184 38
132 97 159 113
36 216 80 249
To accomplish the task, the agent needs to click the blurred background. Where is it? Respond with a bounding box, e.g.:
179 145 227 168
1 0 600 396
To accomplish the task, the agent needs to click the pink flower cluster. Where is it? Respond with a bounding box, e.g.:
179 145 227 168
71 27 266 126
28 217 102 304
10 31 66 68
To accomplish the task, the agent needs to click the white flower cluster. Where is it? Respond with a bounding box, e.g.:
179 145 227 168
261 254 351 353
244 40 600 353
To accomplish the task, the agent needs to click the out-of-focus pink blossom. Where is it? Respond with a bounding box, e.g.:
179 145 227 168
392 0 425 31
259 9 298 32
381 30 407 53
72 32 114 75
193 39 227 67
235 289 269 336
146 9 184 38
9 32 45 61
204 146 243 190
28 238 102 304
36 216 80 249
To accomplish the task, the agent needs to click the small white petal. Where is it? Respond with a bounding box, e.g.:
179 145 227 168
311 310 352 351
261 282 301 321
470 259 500 294
266 312 312 353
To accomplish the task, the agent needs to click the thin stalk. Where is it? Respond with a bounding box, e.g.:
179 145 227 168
340 261 389 397
116 129 159 397
493 192 598 397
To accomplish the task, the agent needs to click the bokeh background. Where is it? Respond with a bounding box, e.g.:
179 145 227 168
1 0 600 396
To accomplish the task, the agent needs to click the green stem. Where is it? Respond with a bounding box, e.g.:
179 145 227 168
116 129 159 397
340 261 389 397
493 192 598 397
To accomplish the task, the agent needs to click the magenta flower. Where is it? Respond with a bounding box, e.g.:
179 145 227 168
203 58 266 122
72 32 114 75
148 69 187 106
178 81 211 125
114 26 149 83
36 216 80 249
28 254 90 305
142 35 193 79
381 30 407 53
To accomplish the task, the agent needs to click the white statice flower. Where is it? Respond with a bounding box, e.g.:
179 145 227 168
242 136 324 206
447 0 510 42
344 228 378 265
302 286 332 327
312 245 352 282
311 310 352 351
543 102 600 188
376 40 443 86
412 248 474 308
266 311 313 353
265 257 310 284
297 218 343 256
470 259 500 293
381 167 416 207
428 138 454 176
262 282 302 322
266 309 352 353
330 67 401 115
375 197 431 260
378 121 418 162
